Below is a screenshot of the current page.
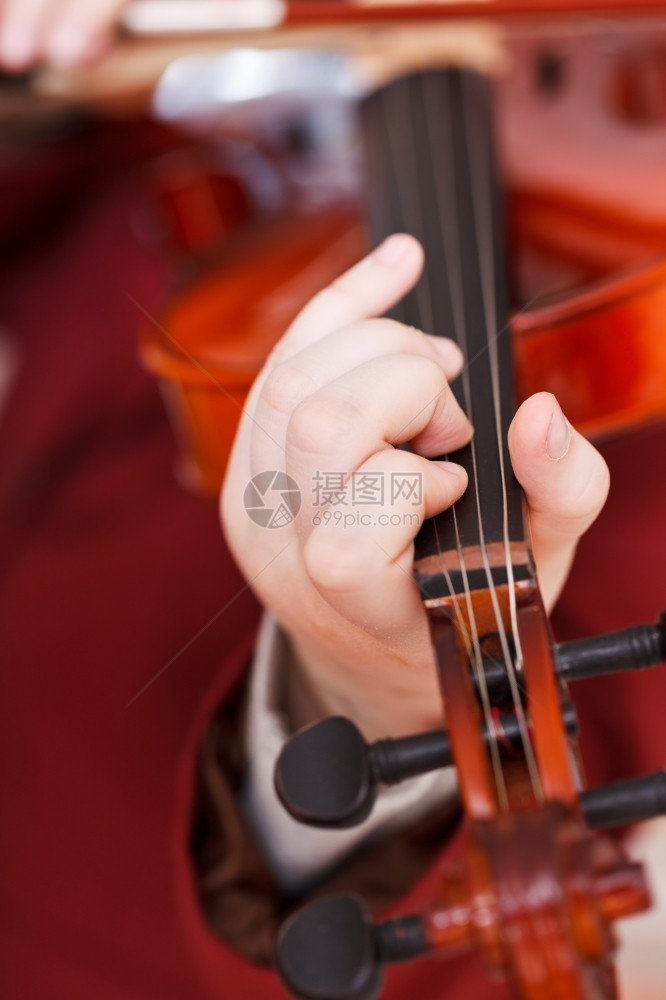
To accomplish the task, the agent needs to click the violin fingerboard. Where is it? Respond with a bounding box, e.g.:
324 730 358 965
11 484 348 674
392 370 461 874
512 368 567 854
360 68 528 597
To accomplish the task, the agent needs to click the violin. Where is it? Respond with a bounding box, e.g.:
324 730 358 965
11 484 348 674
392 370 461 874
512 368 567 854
271 61 666 1000
135 9 666 998
18 4 666 998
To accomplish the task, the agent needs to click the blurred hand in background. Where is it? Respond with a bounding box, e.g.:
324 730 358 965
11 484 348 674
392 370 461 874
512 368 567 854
0 0 131 70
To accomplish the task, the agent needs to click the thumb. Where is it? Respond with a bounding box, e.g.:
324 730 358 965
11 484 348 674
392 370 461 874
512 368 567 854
508 392 610 610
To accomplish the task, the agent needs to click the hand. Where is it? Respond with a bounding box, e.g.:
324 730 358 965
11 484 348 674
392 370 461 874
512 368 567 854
0 0 129 70
221 235 609 741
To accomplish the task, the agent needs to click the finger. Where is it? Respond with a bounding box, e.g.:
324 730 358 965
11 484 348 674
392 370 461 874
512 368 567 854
508 392 610 608
44 0 125 65
303 448 467 637
255 352 472 487
279 321 465 394
266 234 424 368
0 0 52 69
249 318 464 467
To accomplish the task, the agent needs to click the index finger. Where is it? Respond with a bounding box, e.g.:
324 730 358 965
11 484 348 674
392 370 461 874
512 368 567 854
265 234 424 372
44 0 127 65
0 0 51 68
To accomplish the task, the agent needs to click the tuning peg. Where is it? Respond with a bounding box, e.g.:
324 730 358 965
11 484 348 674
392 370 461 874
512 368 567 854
474 615 666 699
580 769 666 830
275 717 376 829
274 715 456 828
555 613 665 683
276 895 429 1000
275 707 578 828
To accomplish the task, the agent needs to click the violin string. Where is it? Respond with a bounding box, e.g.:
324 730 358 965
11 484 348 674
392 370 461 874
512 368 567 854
461 72 543 801
383 82 435 338
459 72 540 799
422 70 507 809
378 69 527 810
379 75 491 730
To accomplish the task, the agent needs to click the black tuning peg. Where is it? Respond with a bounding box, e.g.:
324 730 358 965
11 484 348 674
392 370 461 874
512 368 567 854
274 715 455 829
555 613 665 683
275 707 578 828
475 615 665 701
275 717 377 829
276 895 429 1000
580 769 666 830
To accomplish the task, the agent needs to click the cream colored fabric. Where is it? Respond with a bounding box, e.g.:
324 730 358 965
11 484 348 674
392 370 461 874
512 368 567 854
243 614 458 893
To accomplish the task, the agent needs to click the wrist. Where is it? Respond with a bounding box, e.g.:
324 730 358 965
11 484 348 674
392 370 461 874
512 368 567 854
283 629 444 742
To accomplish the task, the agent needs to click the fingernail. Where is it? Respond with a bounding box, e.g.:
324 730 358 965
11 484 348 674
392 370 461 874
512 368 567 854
546 399 573 461
433 461 468 483
374 234 410 266
428 335 464 372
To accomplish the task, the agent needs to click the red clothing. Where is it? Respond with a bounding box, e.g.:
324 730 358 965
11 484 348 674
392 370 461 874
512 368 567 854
0 123 664 1000
0 123 258 1000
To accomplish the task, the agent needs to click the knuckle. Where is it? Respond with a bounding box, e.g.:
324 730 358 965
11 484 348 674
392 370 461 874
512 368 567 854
264 339 295 370
304 531 365 594
431 374 459 418
261 361 317 418
396 319 429 346
436 393 472 439
410 354 446 393
326 275 360 308
410 368 469 449
298 283 355 328
376 318 430 353
287 394 363 461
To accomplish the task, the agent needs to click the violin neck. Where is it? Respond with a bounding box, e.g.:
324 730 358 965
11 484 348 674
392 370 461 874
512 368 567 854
360 67 532 599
